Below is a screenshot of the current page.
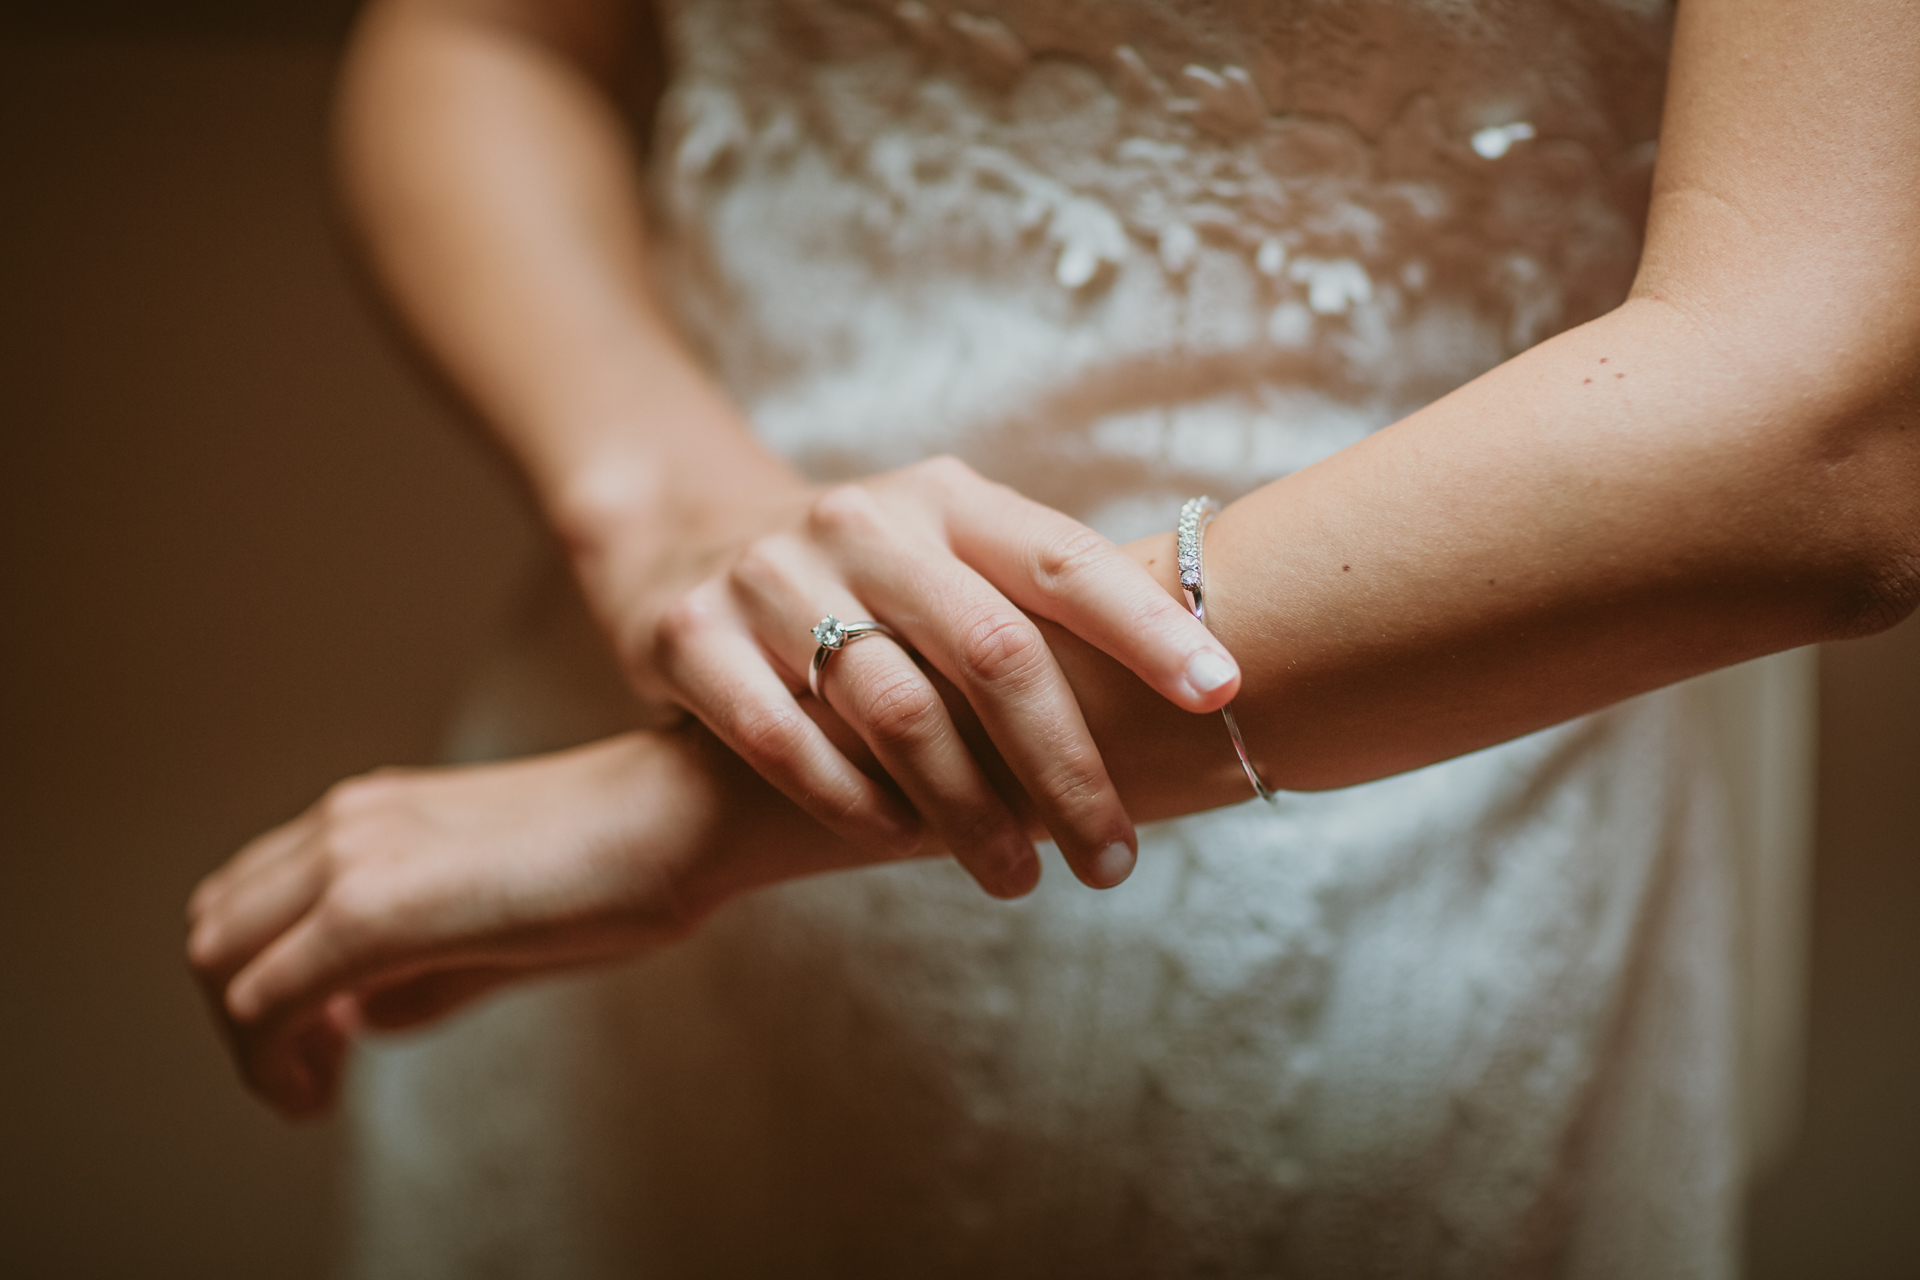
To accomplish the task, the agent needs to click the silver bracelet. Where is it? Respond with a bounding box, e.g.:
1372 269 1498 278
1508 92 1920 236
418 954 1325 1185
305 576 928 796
1177 497 1279 804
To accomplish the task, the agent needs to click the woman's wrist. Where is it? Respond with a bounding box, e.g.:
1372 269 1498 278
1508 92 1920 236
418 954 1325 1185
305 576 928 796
639 721 912 930
547 431 805 566
543 428 813 675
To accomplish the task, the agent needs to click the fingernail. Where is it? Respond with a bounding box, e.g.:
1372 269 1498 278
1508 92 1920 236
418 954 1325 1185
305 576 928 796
1089 840 1136 888
1185 649 1238 695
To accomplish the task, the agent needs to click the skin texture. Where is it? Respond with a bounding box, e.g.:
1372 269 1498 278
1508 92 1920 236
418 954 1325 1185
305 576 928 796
323 0 1247 897
188 0 1920 1115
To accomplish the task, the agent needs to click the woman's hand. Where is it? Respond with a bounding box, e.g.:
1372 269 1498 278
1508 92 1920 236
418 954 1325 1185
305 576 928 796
185 730 838 1118
588 454 1241 898
335 2 1240 898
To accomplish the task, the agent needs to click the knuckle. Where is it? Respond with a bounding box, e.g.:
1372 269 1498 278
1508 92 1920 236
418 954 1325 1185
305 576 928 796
1034 748 1110 813
913 454 974 490
654 592 718 662
315 833 360 878
320 809 390 868
318 876 390 956
957 609 1047 687
730 703 810 773
319 772 397 823
186 874 220 922
316 779 365 823
942 803 1015 858
807 483 884 538
1030 525 1112 592
858 673 944 750
185 923 223 972
654 594 704 646
727 536 789 594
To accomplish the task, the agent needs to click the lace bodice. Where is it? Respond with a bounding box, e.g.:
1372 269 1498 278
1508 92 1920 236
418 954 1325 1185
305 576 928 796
650 0 1668 533
347 6 1763 1277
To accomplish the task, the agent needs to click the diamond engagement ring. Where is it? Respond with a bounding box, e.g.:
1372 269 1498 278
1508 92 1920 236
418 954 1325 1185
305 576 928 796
808 615 899 700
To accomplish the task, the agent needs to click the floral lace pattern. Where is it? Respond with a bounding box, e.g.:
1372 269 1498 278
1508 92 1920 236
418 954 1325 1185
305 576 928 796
650 0 1666 536
347 5 1749 1277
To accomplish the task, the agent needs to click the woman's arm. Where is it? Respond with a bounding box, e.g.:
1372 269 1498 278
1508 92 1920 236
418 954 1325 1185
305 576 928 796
334 0 780 595
698 0 1920 818
191 0 1920 1116
188 726 870 1117
1048 0 1920 815
341 0 1917 822
335 0 1245 894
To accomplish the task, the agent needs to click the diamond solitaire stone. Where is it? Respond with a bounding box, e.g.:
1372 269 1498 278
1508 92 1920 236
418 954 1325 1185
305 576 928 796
812 615 847 648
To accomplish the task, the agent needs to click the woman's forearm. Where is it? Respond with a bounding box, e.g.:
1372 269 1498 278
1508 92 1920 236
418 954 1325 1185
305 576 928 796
1027 0 1920 820
334 0 804 603
338 0 1919 838
1043 298 1919 821
331 0 1254 883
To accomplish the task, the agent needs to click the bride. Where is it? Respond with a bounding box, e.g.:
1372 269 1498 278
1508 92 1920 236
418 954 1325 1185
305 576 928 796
188 0 1918 1274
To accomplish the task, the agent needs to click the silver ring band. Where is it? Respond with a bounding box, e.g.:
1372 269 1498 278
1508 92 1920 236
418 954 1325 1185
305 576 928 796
1178 497 1279 804
808 615 899 700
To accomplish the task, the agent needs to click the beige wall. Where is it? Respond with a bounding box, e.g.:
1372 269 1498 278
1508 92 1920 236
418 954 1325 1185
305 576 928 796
0 31 1912 1280
0 37 536 1279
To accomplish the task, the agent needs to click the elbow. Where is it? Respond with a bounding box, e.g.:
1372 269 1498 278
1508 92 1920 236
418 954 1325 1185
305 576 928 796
1806 390 1920 641
1634 256 1920 643
1825 536 1920 640
1714 302 1920 642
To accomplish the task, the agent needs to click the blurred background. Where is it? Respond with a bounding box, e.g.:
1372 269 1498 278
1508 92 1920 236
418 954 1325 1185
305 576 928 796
0 3 1914 1276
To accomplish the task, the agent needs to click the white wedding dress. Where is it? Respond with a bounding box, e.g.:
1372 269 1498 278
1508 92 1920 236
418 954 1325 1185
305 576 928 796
343 1 1814 1275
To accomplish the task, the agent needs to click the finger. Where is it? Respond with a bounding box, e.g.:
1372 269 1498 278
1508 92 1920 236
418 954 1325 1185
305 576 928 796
232 1006 348 1120
726 537 1040 895
188 813 316 924
285 1011 350 1117
224 869 523 1029
226 863 673 1032
938 466 1240 711
223 884 401 1027
815 634 1042 898
657 592 923 855
838 542 1139 889
188 838 330 983
789 484 1135 886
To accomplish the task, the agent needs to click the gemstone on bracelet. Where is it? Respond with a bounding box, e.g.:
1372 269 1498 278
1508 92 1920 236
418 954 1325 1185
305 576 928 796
813 615 847 648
